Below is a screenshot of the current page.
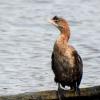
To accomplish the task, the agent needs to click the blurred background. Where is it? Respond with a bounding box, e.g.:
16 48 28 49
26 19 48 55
0 0 100 95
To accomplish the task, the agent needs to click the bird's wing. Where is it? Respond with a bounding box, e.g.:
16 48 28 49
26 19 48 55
71 50 83 85
72 50 83 73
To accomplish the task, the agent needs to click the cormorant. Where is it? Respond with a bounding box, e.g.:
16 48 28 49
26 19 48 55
49 16 83 99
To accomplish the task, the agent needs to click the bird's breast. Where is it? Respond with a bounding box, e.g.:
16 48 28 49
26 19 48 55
54 42 75 68
64 49 75 68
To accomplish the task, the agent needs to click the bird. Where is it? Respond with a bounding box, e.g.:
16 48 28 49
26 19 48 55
49 16 83 99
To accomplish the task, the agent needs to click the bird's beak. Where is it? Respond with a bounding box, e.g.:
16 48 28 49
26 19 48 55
48 19 58 27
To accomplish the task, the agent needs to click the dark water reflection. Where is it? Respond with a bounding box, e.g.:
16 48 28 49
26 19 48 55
0 0 100 95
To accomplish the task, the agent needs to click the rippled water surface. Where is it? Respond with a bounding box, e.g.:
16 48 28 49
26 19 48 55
0 0 100 95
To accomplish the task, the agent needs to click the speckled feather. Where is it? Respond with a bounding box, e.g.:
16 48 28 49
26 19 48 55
52 44 83 88
51 16 83 89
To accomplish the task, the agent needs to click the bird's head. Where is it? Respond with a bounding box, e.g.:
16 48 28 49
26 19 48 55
49 16 69 33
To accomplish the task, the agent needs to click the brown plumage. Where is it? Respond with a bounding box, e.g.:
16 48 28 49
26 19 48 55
49 16 83 98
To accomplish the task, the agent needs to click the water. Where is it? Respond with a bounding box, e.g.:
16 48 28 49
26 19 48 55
0 0 100 95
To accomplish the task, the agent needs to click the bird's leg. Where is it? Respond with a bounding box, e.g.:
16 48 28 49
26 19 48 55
57 83 64 100
75 83 80 96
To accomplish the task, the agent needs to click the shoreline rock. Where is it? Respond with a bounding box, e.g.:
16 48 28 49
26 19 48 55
0 86 100 100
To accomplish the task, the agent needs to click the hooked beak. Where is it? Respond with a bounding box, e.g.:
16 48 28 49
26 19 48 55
48 19 58 27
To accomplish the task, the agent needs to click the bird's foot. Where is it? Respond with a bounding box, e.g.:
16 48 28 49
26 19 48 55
75 88 80 96
57 84 65 100
58 87 62 100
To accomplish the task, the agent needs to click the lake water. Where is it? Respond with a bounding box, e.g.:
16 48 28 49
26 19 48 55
0 0 100 95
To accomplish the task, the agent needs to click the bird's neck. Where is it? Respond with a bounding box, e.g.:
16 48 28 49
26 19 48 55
56 29 70 49
56 27 70 52
60 28 70 42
